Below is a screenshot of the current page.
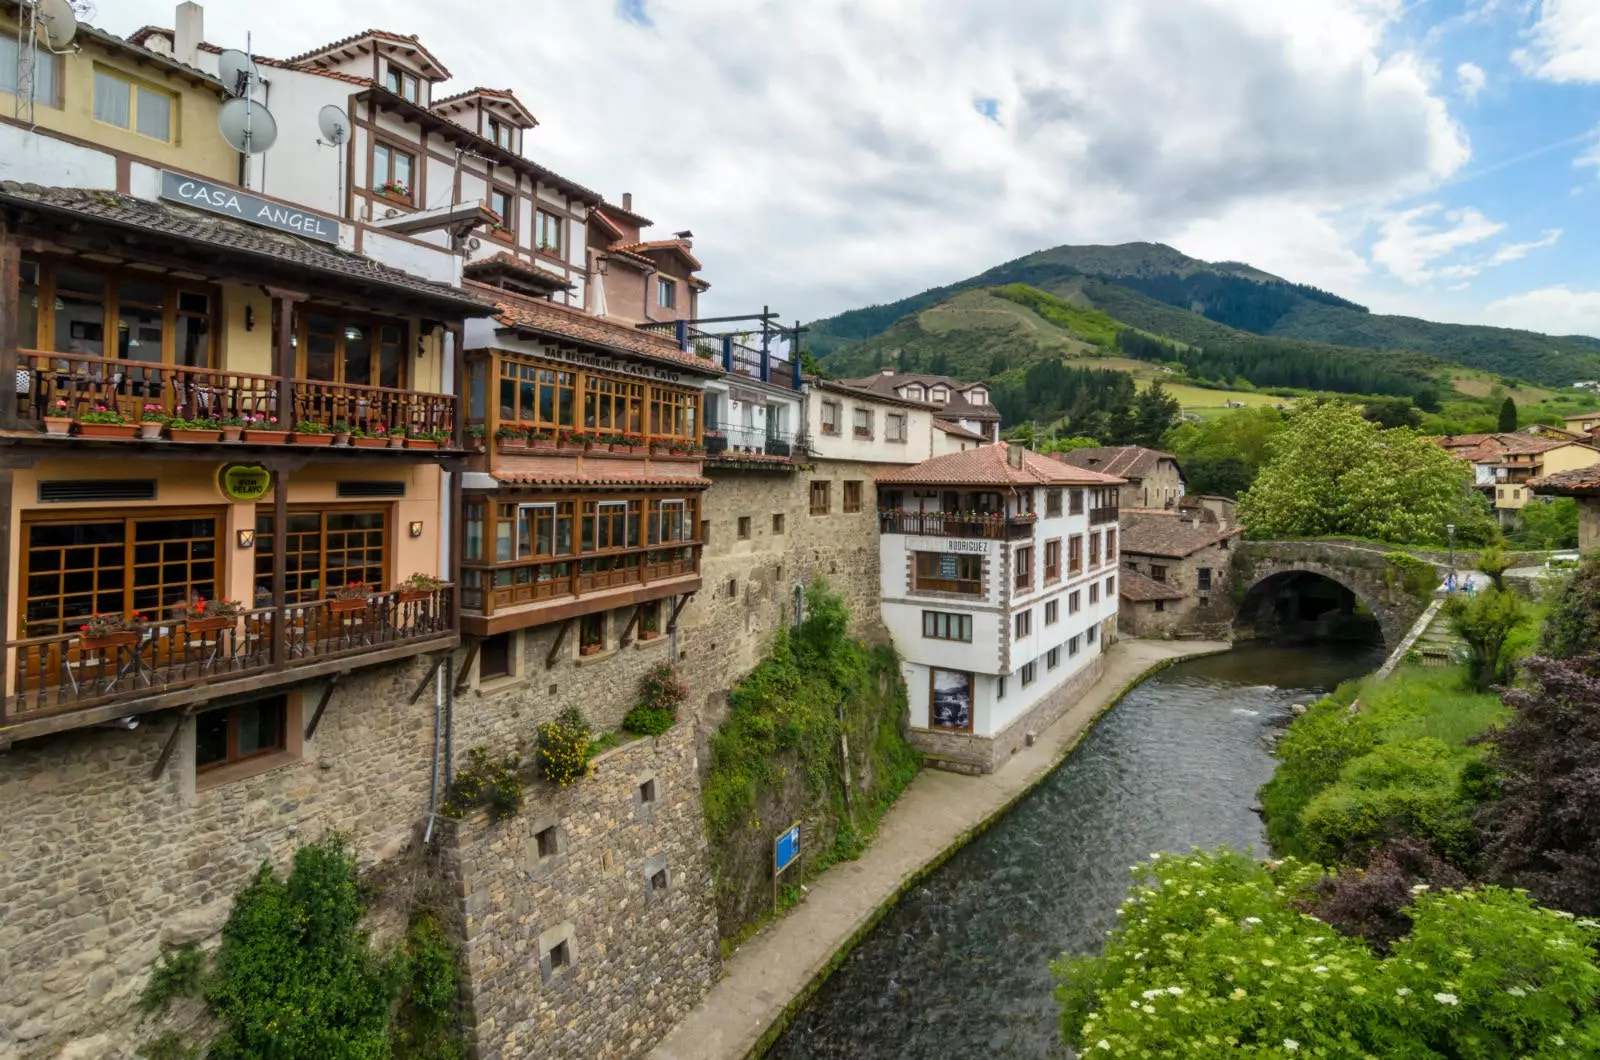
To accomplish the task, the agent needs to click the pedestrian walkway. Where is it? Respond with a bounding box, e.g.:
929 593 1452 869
650 637 1230 1060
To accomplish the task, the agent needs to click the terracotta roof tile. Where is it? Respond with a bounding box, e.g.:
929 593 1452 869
610 239 703 272
492 472 711 489
590 209 626 239
468 282 722 375
834 372 1001 420
876 442 1126 487
934 420 987 441
1531 466 1600 495
1120 513 1241 558
0 183 489 314
1119 568 1184 602
810 378 940 411
1055 446 1177 480
462 252 574 293
429 86 537 127
286 29 450 78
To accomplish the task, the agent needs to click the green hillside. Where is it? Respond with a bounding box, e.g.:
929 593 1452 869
810 242 1600 386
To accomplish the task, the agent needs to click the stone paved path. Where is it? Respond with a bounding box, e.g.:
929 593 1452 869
649 638 1230 1060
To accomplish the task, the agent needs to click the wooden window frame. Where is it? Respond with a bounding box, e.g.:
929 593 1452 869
1068 535 1083 575
1089 583 1100 605
385 65 421 103
485 351 701 444
20 507 225 638
1044 599 1058 625
852 407 873 440
843 481 863 514
1046 490 1063 517
1150 564 1168 583
1069 489 1085 516
1106 575 1117 597
1015 608 1031 639
1047 646 1060 670
23 254 220 367
195 696 288 773
809 480 830 516
1020 661 1035 687
1198 568 1212 592
1069 634 1081 656
737 516 751 540
921 610 973 642
656 277 676 309
820 401 841 435
1014 545 1033 592
913 552 983 596
487 185 516 243
372 140 417 205
1044 538 1061 583
537 209 566 258
772 513 785 535
253 505 392 604
1068 590 1081 615
1106 528 1117 560
1089 531 1102 569
289 305 409 390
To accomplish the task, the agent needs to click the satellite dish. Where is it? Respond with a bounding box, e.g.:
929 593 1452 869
218 96 278 154
36 0 78 48
317 104 349 146
217 49 262 98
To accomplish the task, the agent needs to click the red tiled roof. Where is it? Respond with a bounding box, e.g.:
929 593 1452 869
492 472 711 489
810 378 940 411
1435 433 1496 448
1119 569 1184 602
610 239 703 272
127 25 172 46
1531 466 1600 495
1120 514 1242 558
590 209 626 239
469 282 722 375
834 372 1001 421
462 252 574 293
934 420 987 441
1055 446 1178 481
876 442 1126 487
286 29 451 78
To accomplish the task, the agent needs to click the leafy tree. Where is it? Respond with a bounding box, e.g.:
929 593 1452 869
1036 435 1101 454
1512 497 1580 551
1105 402 1136 446
1182 455 1253 498
1132 380 1181 448
1237 400 1493 545
1498 395 1518 432
1479 655 1600 914
1476 545 1510 590
1540 552 1600 659
926 351 952 376
987 351 1008 376
1413 384 1442 413
1445 587 1528 691
1361 396 1422 430
1163 405 1286 498
798 348 829 380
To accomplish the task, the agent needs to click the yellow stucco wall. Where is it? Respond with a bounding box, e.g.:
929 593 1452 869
0 16 236 181
7 458 445 639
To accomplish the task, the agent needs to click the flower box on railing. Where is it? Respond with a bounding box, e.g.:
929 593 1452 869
327 597 367 614
185 615 235 635
78 630 139 651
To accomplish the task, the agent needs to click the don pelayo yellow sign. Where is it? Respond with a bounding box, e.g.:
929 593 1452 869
219 464 272 502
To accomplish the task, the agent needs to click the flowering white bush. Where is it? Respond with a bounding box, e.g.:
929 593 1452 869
1053 849 1600 1057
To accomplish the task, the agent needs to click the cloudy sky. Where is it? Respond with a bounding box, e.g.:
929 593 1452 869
109 0 1600 335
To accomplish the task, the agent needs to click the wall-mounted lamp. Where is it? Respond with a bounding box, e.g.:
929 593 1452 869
245 305 255 332
409 521 424 538
236 529 257 549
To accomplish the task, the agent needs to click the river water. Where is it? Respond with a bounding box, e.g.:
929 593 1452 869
767 642 1384 1060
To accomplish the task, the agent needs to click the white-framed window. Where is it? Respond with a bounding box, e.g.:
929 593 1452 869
537 209 565 256
0 35 59 108
385 66 420 103
487 116 514 149
657 278 677 308
657 500 687 543
906 385 925 401
94 67 174 141
886 412 907 442
932 387 949 403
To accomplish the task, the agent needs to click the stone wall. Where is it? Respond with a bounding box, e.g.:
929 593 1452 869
1232 540 1436 649
1120 540 1239 639
440 724 719 1060
0 657 443 1060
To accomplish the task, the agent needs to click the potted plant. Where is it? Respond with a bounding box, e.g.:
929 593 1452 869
43 398 72 436
526 426 556 451
327 581 369 614
171 595 242 634
496 424 529 451
350 426 388 449
330 421 353 446
388 425 408 448
467 424 486 452
218 415 246 443
138 404 170 440
169 416 222 443
242 413 290 444
78 405 137 440
77 612 146 651
639 609 661 641
555 429 582 452
397 571 445 603
377 180 411 203
404 426 438 450
579 639 603 657
293 421 334 446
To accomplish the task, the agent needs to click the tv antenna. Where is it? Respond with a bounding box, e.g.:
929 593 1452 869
14 0 79 124
216 37 276 185
317 104 349 216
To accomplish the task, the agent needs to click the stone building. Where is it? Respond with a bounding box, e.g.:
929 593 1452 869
1116 506 1242 638
875 444 1124 773
1054 446 1185 510
1530 466 1600 554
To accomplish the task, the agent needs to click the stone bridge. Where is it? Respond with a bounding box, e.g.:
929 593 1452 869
1230 540 1447 649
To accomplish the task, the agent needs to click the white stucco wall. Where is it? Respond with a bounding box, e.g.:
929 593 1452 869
0 123 117 187
808 390 935 465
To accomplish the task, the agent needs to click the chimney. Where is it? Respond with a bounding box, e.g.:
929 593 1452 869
174 2 204 67
1006 443 1024 469
622 192 633 212
674 228 693 248
879 366 895 376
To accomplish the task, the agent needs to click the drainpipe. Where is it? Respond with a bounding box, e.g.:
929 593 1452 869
423 655 445 843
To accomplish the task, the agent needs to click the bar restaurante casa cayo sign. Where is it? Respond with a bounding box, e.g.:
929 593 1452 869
160 171 340 244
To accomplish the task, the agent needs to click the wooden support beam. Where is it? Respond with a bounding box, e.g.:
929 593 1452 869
0 217 20 430
546 618 575 670
666 592 693 633
303 673 344 741
617 606 641 649
149 707 197 781
453 637 480 695
408 652 448 705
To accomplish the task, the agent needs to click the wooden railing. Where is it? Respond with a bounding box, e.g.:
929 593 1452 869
4 587 452 723
1090 507 1119 525
465 544 700 615
878 509 1036 541
14 350 456 439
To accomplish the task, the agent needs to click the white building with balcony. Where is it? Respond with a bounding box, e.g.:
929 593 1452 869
876 443 1124 774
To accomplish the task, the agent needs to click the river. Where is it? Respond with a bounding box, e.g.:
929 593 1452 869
766 641 1384 1060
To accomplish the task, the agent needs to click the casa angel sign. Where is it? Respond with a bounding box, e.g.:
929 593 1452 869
161 171 340 244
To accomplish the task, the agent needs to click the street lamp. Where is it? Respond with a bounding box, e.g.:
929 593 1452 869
1447 523 1456 591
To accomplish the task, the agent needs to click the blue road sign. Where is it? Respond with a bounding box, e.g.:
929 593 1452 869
775 824 800 874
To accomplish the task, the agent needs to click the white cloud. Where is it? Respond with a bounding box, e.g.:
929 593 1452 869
107 0 1471 319
1457 61 1487 100
1577 129 1600 173
1485 286 1600 335
1371 205 1505 283
1514 0 1600 82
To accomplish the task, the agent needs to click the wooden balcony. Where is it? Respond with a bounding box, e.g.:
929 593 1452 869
1089 507 1119 525
879 509 1036 541
462 544 701 634
13 349 456 445
2 587 454 743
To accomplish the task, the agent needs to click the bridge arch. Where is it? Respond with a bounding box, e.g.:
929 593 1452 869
1231 542 1440 651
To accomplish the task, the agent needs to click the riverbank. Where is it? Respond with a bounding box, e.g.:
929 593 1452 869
650 638 1229 1060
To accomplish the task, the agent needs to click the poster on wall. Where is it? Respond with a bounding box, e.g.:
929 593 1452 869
930 668 973 731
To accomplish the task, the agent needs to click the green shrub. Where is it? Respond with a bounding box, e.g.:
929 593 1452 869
136 1032 198 1060
205 835 404 1060
394 915 465 1060
139 942 203 1013
1299 738 1480 865
1054 850 1600 1058
439 747 523 821
1445 587 1529 690
1540 551 1600 659
623 705 674 736
535 708 592 786
1260 691 1376 858
1383 552 1440 600
638 663 688 716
